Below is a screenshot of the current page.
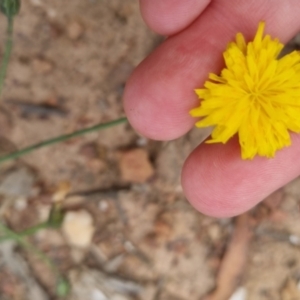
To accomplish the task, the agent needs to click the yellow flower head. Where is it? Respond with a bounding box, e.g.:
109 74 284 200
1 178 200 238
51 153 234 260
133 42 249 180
190 22 300 159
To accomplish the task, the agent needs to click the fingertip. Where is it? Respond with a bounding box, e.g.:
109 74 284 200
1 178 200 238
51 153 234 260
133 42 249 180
182 135 300 218
182 138 255 217
139 0 211 35
123 62 197 140
123 16 224 141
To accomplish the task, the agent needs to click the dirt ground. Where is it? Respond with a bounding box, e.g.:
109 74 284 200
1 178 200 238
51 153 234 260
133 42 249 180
0 1 300 300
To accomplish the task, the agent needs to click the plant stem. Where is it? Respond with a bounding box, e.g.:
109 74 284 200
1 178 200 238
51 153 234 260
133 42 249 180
0 16 13 97
19 222 49 236
0 221 70 296
0 221 58 242
0 221 21 241
0 117 128 163
0 220 57 242
0 222 62 283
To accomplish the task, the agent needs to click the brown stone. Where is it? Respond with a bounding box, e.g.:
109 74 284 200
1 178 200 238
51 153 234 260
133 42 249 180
119 148 154 183
67 20 84 40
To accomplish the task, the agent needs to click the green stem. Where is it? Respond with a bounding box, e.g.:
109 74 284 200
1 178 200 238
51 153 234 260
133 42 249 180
0 222 55 270
0 117 128 163
0 221 54 242
0 222 63 282
19 222 49 236
0 16 13 97
0 221 21 242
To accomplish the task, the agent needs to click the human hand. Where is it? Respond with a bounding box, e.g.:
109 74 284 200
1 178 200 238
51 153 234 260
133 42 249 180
123 0 300 217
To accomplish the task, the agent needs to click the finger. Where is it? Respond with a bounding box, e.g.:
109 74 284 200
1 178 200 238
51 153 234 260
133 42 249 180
139 0 211 35
182 134 300 218
124 0 300 140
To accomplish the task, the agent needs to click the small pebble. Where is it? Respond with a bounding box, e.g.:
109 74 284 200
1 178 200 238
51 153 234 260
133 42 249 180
62 210 95 248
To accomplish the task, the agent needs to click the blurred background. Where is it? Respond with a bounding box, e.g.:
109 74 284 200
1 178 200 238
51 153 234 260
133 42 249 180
0 0 300 299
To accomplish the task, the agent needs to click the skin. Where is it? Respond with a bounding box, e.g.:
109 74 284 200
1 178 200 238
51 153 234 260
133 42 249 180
123 0 300 217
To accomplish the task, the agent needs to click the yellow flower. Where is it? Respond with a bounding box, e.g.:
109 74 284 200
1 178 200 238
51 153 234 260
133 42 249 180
190 22 300 159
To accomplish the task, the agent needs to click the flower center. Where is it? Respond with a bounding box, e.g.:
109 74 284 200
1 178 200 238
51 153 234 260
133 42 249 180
249 88 264 102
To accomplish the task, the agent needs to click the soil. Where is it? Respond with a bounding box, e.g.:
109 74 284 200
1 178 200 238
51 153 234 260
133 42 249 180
0 1 300 300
